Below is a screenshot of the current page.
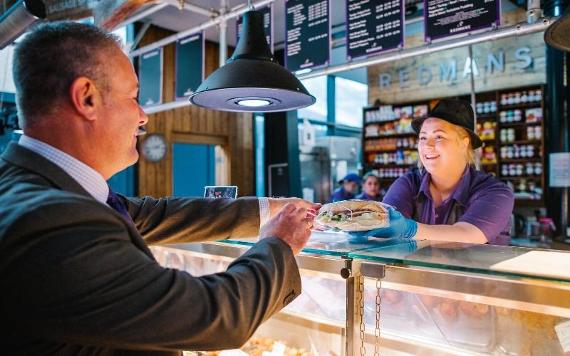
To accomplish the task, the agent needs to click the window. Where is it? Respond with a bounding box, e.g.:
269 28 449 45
298 76 327 122
335 77 367 128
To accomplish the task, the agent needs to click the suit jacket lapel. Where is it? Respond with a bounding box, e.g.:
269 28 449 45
1 142 156 259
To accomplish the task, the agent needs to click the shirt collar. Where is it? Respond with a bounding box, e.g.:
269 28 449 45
18 135 109 204
416 166 473 207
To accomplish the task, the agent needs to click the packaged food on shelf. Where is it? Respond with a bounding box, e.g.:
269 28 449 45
476 101 497 114
365 124 379 137
365 105 397 123
500 128 516 143
527 125 542 140
525 107 543 123
373 167 409 178
481 146 497 164
500 144 537 159
413 104 428 118
369 151 418 165
501 89 542 106
500 110 523 123
477 121 496 140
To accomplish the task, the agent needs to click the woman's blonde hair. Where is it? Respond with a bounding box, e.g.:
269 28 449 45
417 124 479 170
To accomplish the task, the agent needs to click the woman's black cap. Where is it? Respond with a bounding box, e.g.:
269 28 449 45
412 99 483 149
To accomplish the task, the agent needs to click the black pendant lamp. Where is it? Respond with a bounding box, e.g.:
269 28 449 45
189 8 315 112
544 7 570 52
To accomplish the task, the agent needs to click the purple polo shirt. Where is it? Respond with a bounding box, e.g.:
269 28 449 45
383 167 515 245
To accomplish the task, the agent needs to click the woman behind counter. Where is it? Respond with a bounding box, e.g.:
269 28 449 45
356 173 384 201
378 99 514 245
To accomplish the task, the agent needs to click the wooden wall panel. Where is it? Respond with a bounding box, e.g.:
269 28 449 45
136 25 254 197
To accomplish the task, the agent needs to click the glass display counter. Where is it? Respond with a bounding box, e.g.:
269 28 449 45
151 232 570 356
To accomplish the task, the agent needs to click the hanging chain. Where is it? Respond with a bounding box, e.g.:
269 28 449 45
374 278 382 356
358 275 366 356
177 0 184 10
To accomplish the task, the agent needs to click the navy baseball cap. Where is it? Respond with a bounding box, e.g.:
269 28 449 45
339 173 362 184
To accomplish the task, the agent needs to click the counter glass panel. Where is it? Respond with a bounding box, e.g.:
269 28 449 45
349 239 570 283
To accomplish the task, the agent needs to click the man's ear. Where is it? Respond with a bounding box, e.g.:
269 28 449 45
69 77 100 121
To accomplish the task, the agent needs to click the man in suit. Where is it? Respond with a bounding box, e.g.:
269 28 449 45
0 22 319 355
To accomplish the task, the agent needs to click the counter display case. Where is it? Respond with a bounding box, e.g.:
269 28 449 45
151 233 570 356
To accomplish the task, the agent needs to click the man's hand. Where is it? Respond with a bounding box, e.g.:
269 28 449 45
268 198 321 219
260 203 315 255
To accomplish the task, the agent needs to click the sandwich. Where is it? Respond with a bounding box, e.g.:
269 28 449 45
316 199 390 232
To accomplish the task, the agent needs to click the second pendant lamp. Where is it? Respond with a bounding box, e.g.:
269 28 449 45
189 9 315 112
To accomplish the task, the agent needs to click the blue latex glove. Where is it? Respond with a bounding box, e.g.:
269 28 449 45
349 207 418 241
370 207 418 239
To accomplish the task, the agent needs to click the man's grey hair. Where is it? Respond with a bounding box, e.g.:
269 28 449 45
13 21 122 128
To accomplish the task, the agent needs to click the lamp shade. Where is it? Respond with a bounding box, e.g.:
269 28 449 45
545 7 570 52
0 0 45 49
189 10 315 112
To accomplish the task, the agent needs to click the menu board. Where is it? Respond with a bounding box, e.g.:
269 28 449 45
138 48 162 107
236 5 273 52
424 0 501 42
285 0 330 72
346 0 404 60
175 33 203 99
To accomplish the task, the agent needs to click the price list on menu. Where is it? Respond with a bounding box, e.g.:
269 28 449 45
286 0 330 72
425 0 500 42
237 5 273 51
347 0 404 60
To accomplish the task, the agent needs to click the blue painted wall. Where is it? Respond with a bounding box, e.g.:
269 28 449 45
172 143 215 197
108 166 136 196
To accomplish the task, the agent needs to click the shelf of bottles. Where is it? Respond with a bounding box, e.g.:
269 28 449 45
462 86 545 204
474 94 499 176
363 86 545 204
497 86 544 203
363 102 428 181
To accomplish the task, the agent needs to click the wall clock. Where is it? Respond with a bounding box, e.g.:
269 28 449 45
142 134 167 162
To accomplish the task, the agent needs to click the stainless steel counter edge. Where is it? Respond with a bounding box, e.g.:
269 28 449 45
163 242 347 276
161 242 570 318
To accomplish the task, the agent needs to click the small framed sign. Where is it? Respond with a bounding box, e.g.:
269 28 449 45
203 186 238 199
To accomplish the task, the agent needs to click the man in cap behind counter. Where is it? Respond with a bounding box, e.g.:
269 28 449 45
330 173 362 202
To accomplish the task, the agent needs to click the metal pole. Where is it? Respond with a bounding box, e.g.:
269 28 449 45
218 0 228 66
468 45 477 130
129 0 274 57
130 21 152 52
562 52 569 240
298 19 554 80
341 258 356 356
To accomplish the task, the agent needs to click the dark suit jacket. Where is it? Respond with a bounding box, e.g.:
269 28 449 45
0 143 301 355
